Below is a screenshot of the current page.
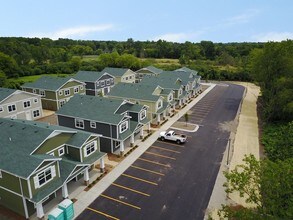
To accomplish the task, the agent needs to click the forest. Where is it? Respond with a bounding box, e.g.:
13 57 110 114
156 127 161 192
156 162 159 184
0 37 292 219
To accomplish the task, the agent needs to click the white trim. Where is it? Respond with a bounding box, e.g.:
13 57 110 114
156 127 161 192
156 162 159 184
64 89 70 96
0 170 2 178
59 90 63 96
23 100 31 109
58 147 65 156
119 121 128 133
75 118 85 129
0 185 22 197
83 141 97 157
7 103 17 112
34 165 56 189
39 90 45 97
140 109 146 120
27 178 32 199
90 121 96 128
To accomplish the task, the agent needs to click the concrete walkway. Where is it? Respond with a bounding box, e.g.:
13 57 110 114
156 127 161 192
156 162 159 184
205 82 260 219
69 83 217 218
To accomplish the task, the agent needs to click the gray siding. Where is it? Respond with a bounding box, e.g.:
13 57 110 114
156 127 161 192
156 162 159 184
129 112 139 122
85 82 95 90
96 75 114 90
100 137 112 153
86 89 96 96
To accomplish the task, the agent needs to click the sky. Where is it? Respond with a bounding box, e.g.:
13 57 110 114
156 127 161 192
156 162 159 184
0 0 292 43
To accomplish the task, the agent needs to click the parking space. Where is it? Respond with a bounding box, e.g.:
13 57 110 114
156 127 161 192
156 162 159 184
76 83 245 220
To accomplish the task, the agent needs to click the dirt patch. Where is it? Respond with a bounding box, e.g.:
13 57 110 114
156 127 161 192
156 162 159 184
37 114 58 125
218 120 236 133
0 205 25 220
171 121 198 131
107 153 124 163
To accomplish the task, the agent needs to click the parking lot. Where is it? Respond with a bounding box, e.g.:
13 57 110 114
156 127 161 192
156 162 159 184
76 83 244 220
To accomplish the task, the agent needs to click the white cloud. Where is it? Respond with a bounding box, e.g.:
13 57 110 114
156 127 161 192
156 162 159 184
27 24 114 40
153 31 204 42
222 9 260 26
253 32 293 42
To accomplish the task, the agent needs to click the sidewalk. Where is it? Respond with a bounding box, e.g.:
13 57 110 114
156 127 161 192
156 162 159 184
68 83 217 219
205 82 260 219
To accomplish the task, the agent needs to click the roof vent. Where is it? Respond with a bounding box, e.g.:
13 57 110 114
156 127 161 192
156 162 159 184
9 137 12 141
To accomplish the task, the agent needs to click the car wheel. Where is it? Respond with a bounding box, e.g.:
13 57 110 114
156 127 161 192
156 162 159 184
176 140 181 144
161 137 165 141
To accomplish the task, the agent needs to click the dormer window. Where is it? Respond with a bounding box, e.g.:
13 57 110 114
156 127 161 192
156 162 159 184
140 110 146 120
106 79 110 85
33 166 56 189
58 147 65 156
100 80 105 87
40 90 45 97
84 141 97 157
0 106 3 112
119 121 128 133
157 100 162 109
64 89 70 96
74 87 79 94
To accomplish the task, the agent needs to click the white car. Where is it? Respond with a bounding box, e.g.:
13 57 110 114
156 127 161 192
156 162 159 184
159 130 187 144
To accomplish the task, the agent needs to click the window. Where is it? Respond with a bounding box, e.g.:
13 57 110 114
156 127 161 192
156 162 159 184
90 121 96 128
168 94 173 101
64 89 70 96
80 85 84 90
0 106 3 112
157 100 162 109
0 170 2 178
100 80 105 86
34 98 38 103
23 100 31 108
60 100 66 107
110 78 114 83
75 118 84 129
58 147 65 156
178 89 182 95
74 87 79 94
33 166 56 188
40 90 45 97
59 90 63 96
84 141 97 157
96 81 100 86
33 89 37 94
140 110 146 120
125 77 128 80
119 121 128 133
106 79 110 85
33 110 40 118
8 104 16 112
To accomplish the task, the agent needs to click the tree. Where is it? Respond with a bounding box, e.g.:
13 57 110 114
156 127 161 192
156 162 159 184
219 155 293 219
0 52 20 78
184 112 189 126
200 41 216 60
0 71 7 87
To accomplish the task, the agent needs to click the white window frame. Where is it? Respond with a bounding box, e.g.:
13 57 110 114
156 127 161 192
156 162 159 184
7 104 16 112
74 87 79 94
100 80 105 87
23 100 31 109
140 110 146 120
125 77 128 80
90 121 96 128
110 78 114 83
33 89 37 94
96 81 100 86
0 170 2 178
64 89 70 96
80 85 84 90
33 109 40 118
119 121 128 133
40 90 45 97
84 141 97 157
33 166 56 189
75 118 84 129
0 106 3 112
58 147 65 156
59 90 63 96
106 79 110 85
168 94 173 101
178 89 182 95
60 100 66 107
157 100 162 109
49 152 54 156
34 98 38 103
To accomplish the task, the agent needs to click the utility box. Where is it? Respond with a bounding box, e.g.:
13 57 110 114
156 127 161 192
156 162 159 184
58 199 74 220
48 207 64 220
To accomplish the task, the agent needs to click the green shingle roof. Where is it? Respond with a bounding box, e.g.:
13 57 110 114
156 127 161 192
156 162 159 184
140 75 182 90
73 71 105 82
57 95 129 124
0 87 17 102
176 67 198 75
22 76 83 91
141 66 163 74
101 67 130 77
108 83 161 101
115 102 144 114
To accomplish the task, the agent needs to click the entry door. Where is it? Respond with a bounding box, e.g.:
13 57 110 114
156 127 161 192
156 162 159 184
25 111 32 120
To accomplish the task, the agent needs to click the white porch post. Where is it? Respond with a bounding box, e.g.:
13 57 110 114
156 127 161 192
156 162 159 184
147 122 151 132
100 157 105 173
62 183 68 198
163 111 166 120
130 134 135 147
84 167 89 186
120 141 124 156
140 128 144 139
157 113 161 124
36 202 44 219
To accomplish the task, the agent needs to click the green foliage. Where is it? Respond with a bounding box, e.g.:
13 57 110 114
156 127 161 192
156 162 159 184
184 113 189 126
249 40 293 122
220 155 293 219
261 122 293 161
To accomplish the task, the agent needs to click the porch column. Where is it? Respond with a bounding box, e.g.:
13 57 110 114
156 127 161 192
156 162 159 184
140 128 144 139
36 202 44 219
62 183 68 198
157 113 161 125
169 107 172 115
84 167 89 186
130 134 135 147
100 157 105 173
147 123 151 132
163 111 166 120
120 141 124 156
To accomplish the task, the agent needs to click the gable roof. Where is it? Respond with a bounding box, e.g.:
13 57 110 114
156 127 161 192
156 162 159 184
140 75 182 90
73 71 113 82
56 95 137 124
176 67 198 76
137 66 163 74
0 118 98 178
22 76 85 91
101 67 133 77
0 87 17 103
107 83 162 102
